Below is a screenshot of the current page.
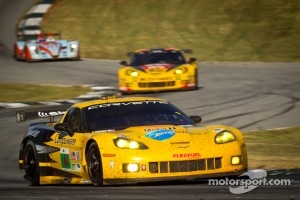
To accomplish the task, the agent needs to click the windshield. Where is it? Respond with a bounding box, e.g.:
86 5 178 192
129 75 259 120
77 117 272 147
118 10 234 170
130 51 186 66
84 101 194 132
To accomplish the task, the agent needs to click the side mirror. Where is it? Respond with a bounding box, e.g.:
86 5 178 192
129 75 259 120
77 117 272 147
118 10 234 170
189 115 202 124
188 58 196 63
120 60 128 66
54 123 74 137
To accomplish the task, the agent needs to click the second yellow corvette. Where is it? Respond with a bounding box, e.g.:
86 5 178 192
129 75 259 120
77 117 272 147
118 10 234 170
118 48 198 94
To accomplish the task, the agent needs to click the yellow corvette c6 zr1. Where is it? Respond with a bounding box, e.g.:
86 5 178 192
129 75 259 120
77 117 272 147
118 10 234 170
118 48 198 94
18 96 247 186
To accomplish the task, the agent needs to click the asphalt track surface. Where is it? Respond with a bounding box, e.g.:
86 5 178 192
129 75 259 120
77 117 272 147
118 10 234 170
0 0 299 199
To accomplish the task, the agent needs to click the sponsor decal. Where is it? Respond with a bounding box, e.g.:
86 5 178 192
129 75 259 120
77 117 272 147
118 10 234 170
93 129 115 133
71 163 81 172
28 130 40 137
82 179 91 184
55 135 76 145
145 129 175 141
144 127 176 132
214 128 224 133
63 177 72 184
173 152 201 158
60 148 71 169
70 151 79 161
109 161 115 169
145 65 168 73
38 111 65 118
117 134 127 138
16 112 24 122
88 101 168 110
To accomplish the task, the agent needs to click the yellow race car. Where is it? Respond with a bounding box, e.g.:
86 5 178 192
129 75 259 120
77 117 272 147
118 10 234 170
17 96 247 186
118 48 198 94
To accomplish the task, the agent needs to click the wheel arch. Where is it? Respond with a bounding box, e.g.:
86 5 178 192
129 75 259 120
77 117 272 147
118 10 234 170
85 139 98 156
19 137 36 169
85 139 104 186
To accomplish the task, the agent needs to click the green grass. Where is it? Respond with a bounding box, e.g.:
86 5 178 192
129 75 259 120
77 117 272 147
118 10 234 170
41 0 300 61
0 84 90 102
244 127 300 169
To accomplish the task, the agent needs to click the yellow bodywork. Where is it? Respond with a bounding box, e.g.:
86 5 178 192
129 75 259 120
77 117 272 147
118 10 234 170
118 48 198 93
19 97 247 185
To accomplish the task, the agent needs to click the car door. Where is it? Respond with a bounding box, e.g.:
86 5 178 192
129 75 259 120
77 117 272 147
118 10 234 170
58 107 87 177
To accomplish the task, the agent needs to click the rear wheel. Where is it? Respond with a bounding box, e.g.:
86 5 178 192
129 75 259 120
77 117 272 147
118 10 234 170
86 142 103 186
23 140 40 185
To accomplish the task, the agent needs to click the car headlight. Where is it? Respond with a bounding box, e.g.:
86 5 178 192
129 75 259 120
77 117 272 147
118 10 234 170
126 70 139 77
175 69 183 74
175 67 188 74
70 43 77 49
215 130 236 144
113 138 148 149
30 46 37 51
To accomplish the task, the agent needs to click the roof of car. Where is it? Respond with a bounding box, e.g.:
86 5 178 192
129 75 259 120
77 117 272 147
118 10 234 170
127 48 192 56
71 96 167 109
135 48 179 53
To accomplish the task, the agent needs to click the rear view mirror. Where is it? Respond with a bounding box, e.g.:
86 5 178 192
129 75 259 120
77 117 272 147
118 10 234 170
188 58 196 63
54 123 74 137
189 115 202 124
120 60 128 66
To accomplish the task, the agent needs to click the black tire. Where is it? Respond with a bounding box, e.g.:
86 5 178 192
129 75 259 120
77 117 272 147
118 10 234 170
86 142 103 186
23 140 40 186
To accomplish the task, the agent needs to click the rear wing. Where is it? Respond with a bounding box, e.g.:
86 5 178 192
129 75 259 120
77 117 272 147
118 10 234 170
181 49 193 54
17 32 62 41
16 109 67 123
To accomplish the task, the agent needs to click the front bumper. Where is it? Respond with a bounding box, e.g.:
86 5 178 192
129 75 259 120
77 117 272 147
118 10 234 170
119 81 197 94
102 170 247 185
100 144 248 185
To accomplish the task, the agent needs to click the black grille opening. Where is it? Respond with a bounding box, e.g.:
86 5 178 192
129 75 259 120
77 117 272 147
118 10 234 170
149 162 158 173
169 161 180 173
149 157 222 173
215 157 222 169
207 158 214 170
189 160 198 171
139 81 175 88
160 162 168 173
197 159 206 170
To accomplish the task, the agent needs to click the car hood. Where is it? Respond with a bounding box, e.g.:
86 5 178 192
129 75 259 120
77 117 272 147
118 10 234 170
39 42 61 56
113 125 209 143
90 124 237 151
136 63 182 74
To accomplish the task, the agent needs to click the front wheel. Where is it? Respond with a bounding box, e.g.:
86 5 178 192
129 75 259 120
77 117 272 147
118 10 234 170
23 140 40 185
86 142 103 186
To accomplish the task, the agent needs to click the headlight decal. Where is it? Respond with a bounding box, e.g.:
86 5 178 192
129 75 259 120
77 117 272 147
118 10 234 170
174 67 188 74
214 130 236 144
113 137 148 149
125 70 139 77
